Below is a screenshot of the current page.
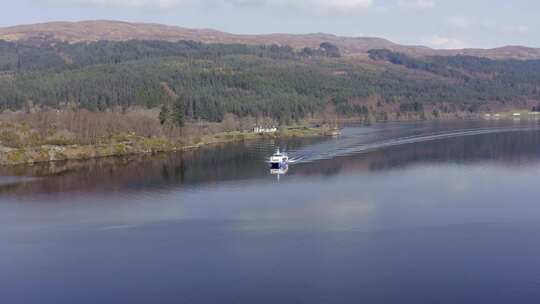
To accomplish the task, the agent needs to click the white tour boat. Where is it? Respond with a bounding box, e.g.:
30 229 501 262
268 148 289 169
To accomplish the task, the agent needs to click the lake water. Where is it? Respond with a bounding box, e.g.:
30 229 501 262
2 120 540 303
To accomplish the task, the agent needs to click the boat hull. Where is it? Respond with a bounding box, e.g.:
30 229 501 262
270 162 288 169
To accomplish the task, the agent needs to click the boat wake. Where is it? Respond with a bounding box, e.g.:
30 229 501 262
287 125 540 164
0 176 35 186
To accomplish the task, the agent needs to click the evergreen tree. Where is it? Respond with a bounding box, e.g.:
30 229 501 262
159 105 169 125
172 99 185 127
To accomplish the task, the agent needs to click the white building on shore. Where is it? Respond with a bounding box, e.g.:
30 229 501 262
253 126 278 133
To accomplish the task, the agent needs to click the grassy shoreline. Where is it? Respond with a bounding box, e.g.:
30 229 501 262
0 125 335 166
3 110 538 166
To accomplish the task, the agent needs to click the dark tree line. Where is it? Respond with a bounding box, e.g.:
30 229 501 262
0 39 339 73
368 49 540 105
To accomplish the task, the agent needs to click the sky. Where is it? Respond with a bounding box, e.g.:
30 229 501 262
1 0 538 49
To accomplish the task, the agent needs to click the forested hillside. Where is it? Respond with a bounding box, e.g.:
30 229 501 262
1 39 540 125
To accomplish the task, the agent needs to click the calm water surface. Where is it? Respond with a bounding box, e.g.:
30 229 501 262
2 120 540 303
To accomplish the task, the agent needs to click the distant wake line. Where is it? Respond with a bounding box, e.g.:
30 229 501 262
287 126 540 164
0 176 35 186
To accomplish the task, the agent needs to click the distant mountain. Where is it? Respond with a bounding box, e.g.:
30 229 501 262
2 20 540 60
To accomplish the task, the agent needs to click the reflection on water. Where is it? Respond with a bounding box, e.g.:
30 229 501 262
270 166 289 182
3 120 540 304
0 137 322 196
3 120 540 197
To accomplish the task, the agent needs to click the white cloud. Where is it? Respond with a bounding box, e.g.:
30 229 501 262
231 0 374 13
375 5 388 13
447 17 530 37
447 16 471 29
396 0 434 9
517 25 530 33
422 35 467 49
502 24 529 34
322 0 373 11
479 20 530 35
46 0 191 9
44 0 373 11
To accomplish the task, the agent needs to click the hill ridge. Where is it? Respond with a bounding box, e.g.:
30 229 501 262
1 20 540 59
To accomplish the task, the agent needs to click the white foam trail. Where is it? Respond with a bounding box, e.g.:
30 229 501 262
0 176 36 186
288 158 303 163
288 126 540 164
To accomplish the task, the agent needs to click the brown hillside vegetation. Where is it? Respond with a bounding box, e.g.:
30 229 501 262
2 20 540 59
